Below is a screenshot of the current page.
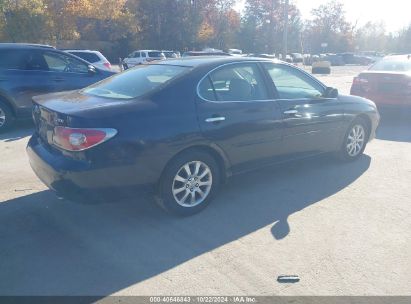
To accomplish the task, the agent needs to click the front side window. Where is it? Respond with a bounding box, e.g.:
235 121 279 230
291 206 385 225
198 63 268 102
83 64 189 99
43 52 88 73
263 63 324 99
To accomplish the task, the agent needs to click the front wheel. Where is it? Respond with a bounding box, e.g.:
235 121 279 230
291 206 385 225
337 118 369 161
157 150 221 216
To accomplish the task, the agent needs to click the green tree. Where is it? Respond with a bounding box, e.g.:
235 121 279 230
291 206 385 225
303 0 353 53
240 0 301 54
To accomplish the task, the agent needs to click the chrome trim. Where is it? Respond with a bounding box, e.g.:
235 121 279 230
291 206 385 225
205 117 226 123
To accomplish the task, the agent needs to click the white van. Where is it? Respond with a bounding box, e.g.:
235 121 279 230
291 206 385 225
122 50 165 69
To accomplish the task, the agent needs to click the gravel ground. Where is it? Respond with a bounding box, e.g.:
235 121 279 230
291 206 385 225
0 66 410 296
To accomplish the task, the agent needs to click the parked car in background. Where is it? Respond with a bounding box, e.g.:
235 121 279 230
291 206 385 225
359 51 384 63
248 53 276 59
27 57 379 216
182 51 231 57
122 50 166 69
338 53 374 65
323 54 345 66
64 49 112 71
290 53 303 63
278 54 293 63
350 55 411 109
162 50 180 58
228 49 243 55
0 43 115 131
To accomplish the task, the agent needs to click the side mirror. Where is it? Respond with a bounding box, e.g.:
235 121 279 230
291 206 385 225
324 87 338 98
88 65 97 75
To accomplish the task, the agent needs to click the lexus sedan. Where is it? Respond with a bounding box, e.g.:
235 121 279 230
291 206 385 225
350 55 411 109
27 57 380 216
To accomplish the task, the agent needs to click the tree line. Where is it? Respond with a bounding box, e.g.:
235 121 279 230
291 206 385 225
0 0 410 60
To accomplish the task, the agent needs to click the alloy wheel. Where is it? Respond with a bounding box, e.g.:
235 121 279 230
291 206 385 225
172 160 213 207
346 124 365 157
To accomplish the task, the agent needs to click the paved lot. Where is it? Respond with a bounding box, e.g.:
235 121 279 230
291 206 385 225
0 66 410 296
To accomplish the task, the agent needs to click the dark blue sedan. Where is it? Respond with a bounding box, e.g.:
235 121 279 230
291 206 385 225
27 57 379 215
0 43 115 131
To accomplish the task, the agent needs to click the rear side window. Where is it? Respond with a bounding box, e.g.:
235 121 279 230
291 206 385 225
0 49 47 70
0 50 26 69
69 52 100 63
198 63 269 102
83 64 189 99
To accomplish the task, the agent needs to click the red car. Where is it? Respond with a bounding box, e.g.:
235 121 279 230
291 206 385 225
350 55 411 108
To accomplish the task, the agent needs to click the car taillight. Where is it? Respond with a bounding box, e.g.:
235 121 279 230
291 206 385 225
53 127 117 151
103 62 111 70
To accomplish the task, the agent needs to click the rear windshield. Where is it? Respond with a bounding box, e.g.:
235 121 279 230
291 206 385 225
82 64 189 99
69 52 100 63
369 59 411 72
148 52 164 58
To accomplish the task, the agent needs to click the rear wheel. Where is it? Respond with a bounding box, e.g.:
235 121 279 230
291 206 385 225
0 101 15 132
157 150 221 216
122 63 129 70
337 118 369 161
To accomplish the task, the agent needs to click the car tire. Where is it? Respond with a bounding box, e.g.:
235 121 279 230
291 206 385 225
0 100 15 132
123 63 129 70
157 150 221 216
337 117 369 161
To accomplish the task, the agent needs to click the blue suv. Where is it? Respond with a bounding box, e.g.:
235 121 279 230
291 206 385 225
0 43 115 131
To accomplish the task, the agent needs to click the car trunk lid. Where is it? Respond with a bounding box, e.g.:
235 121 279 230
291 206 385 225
32 90 128 147
357 71 411 97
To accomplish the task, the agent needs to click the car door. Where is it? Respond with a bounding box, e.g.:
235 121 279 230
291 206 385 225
261 62 345 157
0 49 56 117
127 51 141 67
196 62 283 173
41 50 101 91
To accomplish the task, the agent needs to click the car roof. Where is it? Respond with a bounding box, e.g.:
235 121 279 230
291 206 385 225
0 43 55 49
156 56 281 68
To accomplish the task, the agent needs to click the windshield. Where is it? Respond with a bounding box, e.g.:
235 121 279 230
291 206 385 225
369 58 411 72
83 64 189 99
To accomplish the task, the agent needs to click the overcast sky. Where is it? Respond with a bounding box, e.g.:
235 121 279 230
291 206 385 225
234 0 411 33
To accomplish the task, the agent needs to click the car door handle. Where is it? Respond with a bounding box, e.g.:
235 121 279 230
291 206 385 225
205 116 226 123
53 78 65 82
283 110 298 115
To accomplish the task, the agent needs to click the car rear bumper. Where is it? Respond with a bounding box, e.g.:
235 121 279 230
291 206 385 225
27 134 154 199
